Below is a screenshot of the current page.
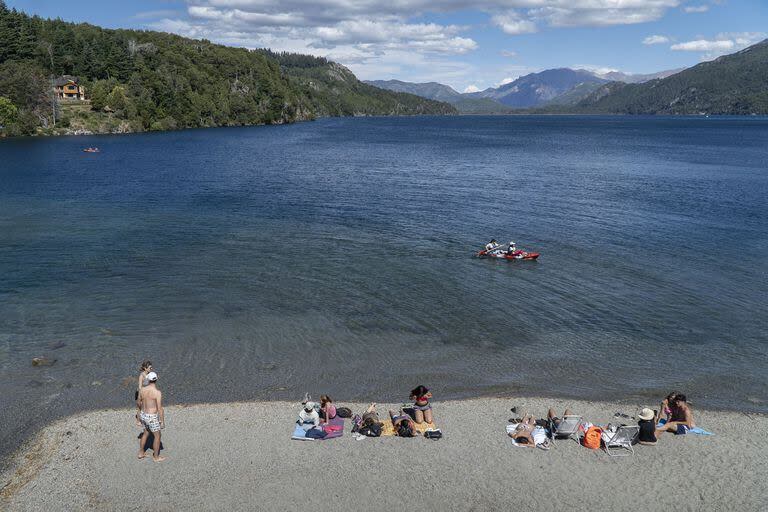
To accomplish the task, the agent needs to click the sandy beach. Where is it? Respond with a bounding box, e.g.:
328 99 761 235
1 397 765 511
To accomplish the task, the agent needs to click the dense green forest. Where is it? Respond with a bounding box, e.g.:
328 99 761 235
572 39 768 114
0 1 454 136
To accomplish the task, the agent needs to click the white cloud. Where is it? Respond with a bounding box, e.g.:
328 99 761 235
500 50 517 58
491 12 537 35
670 32 767 59
683 5 710 13
671 39 733 52
495 77 516 87
463 85 481 93
145 0 686 92
576 65 620 75
643 35 670 45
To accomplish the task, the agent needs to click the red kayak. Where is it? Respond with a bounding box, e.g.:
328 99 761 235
476 249 540 261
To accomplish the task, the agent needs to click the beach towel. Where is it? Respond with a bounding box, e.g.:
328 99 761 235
505 424 548 447
291 418 345 441
291 424 314 441
657 419 713 435
322 417 345 439
381 419 437 437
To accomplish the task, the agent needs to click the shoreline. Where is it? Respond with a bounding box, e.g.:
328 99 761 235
4 113 767 139
2 396 765 510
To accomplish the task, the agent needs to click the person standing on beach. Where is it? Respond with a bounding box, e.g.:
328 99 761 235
134 360 152 427
137 371 165 462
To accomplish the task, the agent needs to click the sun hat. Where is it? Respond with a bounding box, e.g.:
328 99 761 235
638 408 654 421
145 371 158 382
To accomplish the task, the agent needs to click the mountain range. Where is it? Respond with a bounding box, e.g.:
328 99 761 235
573 39 768 114
366 67 683 113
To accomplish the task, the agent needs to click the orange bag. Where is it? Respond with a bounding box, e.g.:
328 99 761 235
582 426 602 450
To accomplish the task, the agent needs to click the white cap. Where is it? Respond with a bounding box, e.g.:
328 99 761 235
145 371 158 382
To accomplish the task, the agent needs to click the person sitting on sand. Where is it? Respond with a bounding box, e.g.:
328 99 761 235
134 360 152 427
637 408 658 445
657 394 695 436
319 395 337 424
547 407 576 431
388 408 416 437
410 385 433 424
298 401 320 429
658 391 679 423
137 371 165 462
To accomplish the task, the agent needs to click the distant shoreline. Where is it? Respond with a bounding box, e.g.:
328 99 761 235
4 111 767 139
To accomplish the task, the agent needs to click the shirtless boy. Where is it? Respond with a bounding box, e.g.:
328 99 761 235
137 371 166 462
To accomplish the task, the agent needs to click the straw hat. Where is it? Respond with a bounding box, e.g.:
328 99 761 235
638 408 654 421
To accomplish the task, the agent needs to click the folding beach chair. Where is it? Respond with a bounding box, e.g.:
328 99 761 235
602 425 639 457
549 415 583 445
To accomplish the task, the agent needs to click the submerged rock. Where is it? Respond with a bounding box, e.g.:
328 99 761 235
32 357 57 367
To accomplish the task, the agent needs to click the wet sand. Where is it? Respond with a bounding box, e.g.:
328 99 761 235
1 397 765 511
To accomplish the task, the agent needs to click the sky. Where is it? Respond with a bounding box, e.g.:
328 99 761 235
8 0 768 92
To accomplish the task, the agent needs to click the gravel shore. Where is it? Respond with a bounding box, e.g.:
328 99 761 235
1 397 765 511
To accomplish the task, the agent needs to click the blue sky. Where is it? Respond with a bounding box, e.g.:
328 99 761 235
8 0 768 92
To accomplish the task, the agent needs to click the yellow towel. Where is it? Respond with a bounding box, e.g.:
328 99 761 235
381 419 437 437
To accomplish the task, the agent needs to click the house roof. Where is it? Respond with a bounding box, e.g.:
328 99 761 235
54 75 80 87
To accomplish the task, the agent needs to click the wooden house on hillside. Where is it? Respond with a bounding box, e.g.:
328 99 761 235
54 76 86 100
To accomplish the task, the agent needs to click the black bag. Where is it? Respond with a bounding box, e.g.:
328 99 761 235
423 429 443 440
359 423 383 437
336 407 352 418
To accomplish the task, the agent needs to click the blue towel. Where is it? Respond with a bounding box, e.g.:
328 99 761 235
291 424 312 440
657 419 713 435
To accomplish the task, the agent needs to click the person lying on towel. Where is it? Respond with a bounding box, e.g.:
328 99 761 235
388 408 416 437
509 414 538 446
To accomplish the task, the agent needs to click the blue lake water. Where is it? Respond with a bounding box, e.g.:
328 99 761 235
1 115 767 458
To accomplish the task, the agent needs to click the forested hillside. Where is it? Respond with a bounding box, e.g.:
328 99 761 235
0 2 454 136
259 51 456 117
575 39 768 114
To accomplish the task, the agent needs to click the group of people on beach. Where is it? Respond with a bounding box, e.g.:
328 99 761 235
133 356 696 457
508 392 696 449
297 385 434 439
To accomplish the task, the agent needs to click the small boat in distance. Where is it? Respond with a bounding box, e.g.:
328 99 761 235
83 147 100 153
476 249 540 261
476 239 540 261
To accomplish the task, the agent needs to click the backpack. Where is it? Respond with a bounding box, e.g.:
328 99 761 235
582 426 603 450
336 407 352 418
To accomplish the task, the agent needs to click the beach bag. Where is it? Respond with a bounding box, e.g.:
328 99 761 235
336 407 352 418
582 426 602 450
359 423 383 437
423 428 443 440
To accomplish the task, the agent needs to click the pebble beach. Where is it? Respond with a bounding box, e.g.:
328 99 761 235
2 397 765 511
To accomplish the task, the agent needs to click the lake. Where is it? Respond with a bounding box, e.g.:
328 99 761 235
1 115 767 462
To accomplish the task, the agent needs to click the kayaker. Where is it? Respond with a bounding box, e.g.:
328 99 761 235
485 239 499 252
507 241 517 255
